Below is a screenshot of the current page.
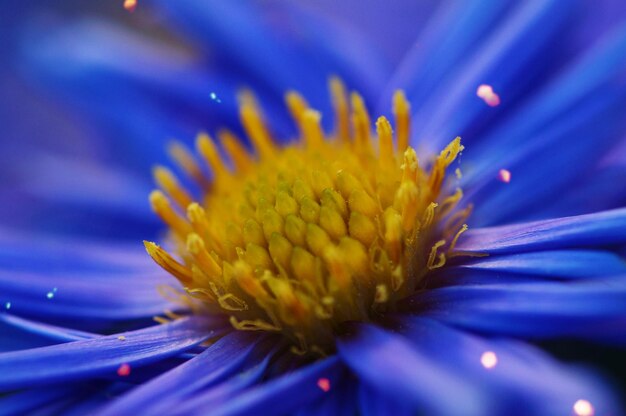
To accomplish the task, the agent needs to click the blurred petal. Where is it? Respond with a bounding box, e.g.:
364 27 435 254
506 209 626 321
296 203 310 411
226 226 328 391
456 208 626 254
404 278 626 343
337 323 484 416
97 332 270 416
391 317 621 415
454 249 626 279
206 356 343 416
0 316 217 391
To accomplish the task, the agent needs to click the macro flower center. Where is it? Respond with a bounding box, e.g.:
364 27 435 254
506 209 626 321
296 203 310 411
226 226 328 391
145 78 469 354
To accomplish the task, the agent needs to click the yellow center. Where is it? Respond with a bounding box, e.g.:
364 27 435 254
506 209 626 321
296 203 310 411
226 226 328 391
144 78 469 354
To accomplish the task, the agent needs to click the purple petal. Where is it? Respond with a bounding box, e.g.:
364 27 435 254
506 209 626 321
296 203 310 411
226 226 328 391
207 356 343 416
456 208 626 254
337 322 485 416
403 278 626 343
454 249 626 279
0 316 220 391
390 316 621 415
96 332 271 416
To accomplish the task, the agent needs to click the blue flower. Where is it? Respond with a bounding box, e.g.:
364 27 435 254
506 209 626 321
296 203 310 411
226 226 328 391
2 1 626 415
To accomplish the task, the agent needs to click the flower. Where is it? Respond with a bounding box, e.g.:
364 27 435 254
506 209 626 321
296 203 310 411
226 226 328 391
2 1 626 415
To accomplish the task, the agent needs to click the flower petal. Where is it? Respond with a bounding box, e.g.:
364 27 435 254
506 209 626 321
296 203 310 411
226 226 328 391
391 316 621 415
454 249 626 279
337 322 485 416
206 356 343 416
455 208 626 254
0 316 219 391
404 279 626 343
96 332 271 416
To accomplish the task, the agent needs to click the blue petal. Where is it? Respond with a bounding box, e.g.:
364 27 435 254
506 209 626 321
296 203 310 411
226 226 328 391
170 348 276 415
357 383 413 416
0 316 218 391
390 316 621 415
207 356 343 416
403 278 626 343
455 208 626 254
337 323 485 416
0 385 75 415
96 332 271 416
454 249 626 279
0 314 96 352
295 378 357 416
410 1 572 151
462 23 626 225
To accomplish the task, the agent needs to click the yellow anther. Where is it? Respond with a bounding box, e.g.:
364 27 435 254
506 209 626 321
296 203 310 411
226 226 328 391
336 170 363 200
291 247 317 283
149 190 191 237
311 170 334 198
239 91 275 159
300 196 321 224
218 129 252 173
306 223 331 257
284 214 307 246
329 77 350 143
348 212 378 247
269 232 293 271
319 206 347 240
186 233 222 277
302 110 325 148
320 188 347 219
144 241 192 284
243 218 266 246
197 132 227 178
233 261 267 299
167 141 208 188
376 116 394 165
348 188 379 217
393 90 411 152
401 148 419 185
275 190 299 217
245 243 274 271
383 207 403 264
261 208 284 240
351 92 372 151
429 136 463 199
285 90 309 132
153 166 194 209
292 178 315 202
397 181 420 233
322 246 350 288
338 237 368 276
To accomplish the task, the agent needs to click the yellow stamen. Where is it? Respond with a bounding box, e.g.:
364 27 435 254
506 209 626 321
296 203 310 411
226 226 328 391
145 79 469 353
329 77 350 143
393 90 411 153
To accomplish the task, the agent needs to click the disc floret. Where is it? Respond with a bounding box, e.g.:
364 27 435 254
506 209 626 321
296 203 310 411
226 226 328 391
145 79 468 353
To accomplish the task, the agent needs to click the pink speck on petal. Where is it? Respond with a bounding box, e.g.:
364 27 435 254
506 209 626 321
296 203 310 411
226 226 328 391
117 363 131 377
317 377 331 392
477 84 501 107
124 0 137 12
498 169 511 183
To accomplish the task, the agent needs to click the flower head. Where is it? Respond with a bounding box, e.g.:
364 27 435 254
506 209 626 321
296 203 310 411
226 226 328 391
2 1 626 415
145 82 468 352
